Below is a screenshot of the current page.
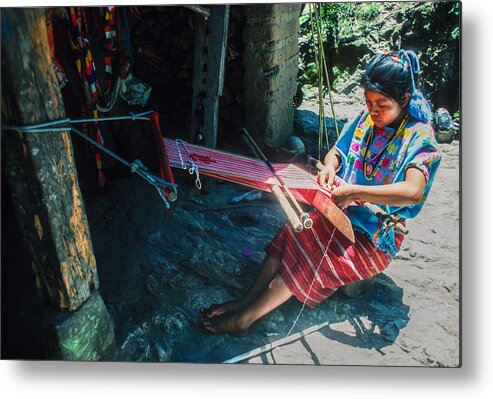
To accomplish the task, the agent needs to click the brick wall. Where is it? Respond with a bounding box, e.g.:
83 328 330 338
243 3 302 148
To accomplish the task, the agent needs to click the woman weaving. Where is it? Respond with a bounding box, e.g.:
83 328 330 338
202 50 442 336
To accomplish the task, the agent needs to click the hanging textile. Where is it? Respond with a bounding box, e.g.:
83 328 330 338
67 6 107 187
103 6 118 94
46 11 68 89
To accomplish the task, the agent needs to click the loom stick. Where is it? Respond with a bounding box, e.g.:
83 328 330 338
241 128 313 229
222 321 331 364
150 112 177 202
271 185 303 232
240 131 302 231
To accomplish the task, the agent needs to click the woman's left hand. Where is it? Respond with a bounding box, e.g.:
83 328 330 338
331 184 358 209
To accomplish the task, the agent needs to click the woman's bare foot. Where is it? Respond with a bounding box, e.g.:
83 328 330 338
202 311 250 337
201 254 283 321
200 298 247 319
202 274 293 337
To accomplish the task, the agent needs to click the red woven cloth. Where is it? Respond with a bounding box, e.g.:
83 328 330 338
266 212 405 308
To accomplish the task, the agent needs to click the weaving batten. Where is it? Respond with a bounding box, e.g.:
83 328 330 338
310 157 408 235
238 128 303 232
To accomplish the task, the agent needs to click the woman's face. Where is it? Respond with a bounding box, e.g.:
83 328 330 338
364 89 406 128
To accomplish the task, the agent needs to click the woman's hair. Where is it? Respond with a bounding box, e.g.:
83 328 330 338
362 49 432 123
362 50 413 103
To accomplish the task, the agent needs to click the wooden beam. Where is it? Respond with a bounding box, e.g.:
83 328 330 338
183 5 210 20
1 8 98 311
191 5 230 148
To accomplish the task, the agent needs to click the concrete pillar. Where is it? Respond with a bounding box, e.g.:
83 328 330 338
243 3 301 148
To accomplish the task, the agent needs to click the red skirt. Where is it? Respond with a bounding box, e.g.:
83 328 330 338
266 212 404 308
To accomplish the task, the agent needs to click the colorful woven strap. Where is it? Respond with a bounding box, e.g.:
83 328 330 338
68 6 106 187
103 6 117 94
46 12 68 89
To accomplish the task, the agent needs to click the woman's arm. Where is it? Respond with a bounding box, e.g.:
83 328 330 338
331 167 427 208
317 146 341 188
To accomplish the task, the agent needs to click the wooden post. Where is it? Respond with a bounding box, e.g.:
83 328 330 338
1 8 98 311
191 5 229 148
1 8 115 360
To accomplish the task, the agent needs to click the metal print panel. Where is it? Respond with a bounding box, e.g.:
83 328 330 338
1 1 460 367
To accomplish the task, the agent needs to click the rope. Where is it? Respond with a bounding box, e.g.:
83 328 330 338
308 4 326 160
1 112 177 209
308 3 340 161
72 126 176 208
314 4 340 138
1 111 155 133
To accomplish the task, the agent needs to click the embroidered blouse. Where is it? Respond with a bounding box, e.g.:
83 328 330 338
335 111 442 256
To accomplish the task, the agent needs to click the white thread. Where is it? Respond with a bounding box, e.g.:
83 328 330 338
175 139 186 170
175 139 202 190
285 224 337 337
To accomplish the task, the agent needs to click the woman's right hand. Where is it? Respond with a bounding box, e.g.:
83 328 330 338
317 166 337 191
317 147 341 191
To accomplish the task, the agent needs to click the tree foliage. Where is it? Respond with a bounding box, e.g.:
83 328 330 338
298 2 460 112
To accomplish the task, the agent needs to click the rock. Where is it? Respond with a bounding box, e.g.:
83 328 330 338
185 217 205 234
228 209 262 227
293 109 345 149
40 291 116 360
155 342 168 361
145 274 161 296
339 276 377 298
433 108 454 144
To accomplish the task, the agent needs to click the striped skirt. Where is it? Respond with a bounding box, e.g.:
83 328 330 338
266 212 404 308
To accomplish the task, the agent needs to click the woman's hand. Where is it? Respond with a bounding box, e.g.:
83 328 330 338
317 147 341 191
331 184 357 209
317 166 337 191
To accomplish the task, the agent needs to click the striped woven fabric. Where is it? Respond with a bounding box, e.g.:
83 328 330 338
163 138 334 206
267 212 405 307
68 6 106 187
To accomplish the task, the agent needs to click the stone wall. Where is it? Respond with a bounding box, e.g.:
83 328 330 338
243 3 302 148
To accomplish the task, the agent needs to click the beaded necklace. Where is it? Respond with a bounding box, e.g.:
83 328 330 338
363 114 408 180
